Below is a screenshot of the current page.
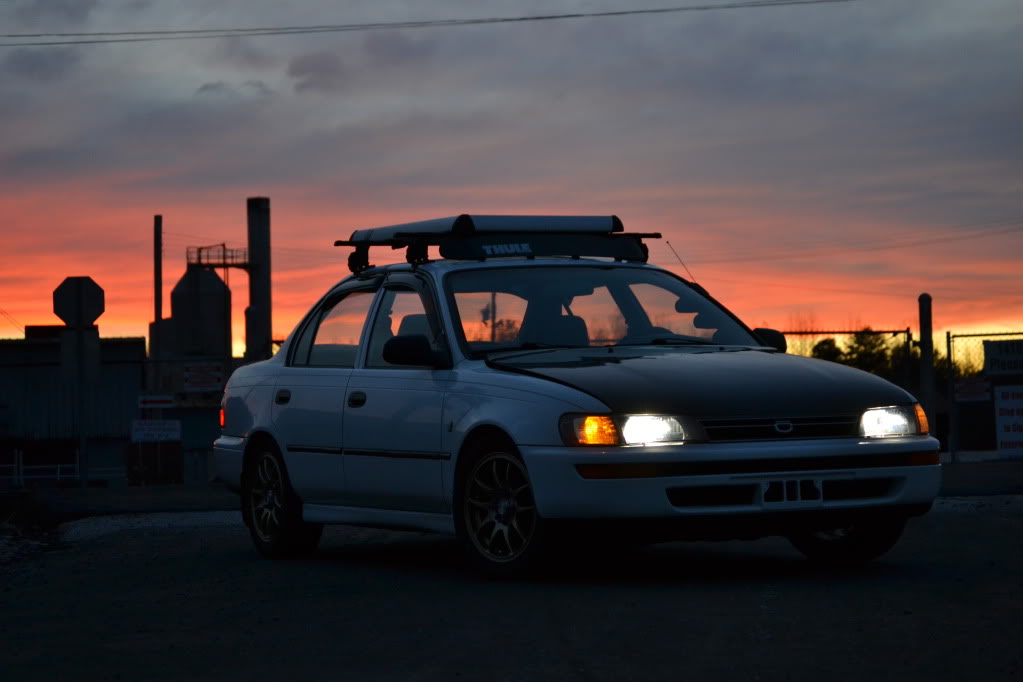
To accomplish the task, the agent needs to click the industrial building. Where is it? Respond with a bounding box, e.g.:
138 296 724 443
0 197 273 488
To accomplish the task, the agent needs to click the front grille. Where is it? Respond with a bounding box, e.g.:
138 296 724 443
665 477 899 509
701 415 859 442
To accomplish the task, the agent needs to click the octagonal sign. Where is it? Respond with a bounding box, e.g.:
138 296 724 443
53 276 105 328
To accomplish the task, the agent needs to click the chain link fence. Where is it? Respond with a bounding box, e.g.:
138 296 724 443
946 331 1023 456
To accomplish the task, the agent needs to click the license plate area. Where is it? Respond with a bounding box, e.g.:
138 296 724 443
760 478 823 507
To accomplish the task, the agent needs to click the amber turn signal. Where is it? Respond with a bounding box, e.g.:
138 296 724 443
575 415 619 445
914 404 929 435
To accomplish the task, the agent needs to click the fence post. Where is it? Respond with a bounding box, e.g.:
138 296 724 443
918 294 936 435
946 331 957 463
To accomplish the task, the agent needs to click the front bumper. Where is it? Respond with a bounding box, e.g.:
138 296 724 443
521 436 941 520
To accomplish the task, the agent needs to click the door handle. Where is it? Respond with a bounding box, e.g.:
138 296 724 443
275 389 291 405
348 391 367 408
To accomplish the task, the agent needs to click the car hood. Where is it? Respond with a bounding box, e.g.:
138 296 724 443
487 346 915 419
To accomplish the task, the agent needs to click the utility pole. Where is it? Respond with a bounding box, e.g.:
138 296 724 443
918 293 935 435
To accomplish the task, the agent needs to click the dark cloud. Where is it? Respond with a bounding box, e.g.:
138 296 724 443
196 81 236 97
287 51 344 93
363 31 435 66
14 0 98 25
242 80 275 97
2 48 80 81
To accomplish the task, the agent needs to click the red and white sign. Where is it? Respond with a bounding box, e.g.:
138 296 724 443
995 385 1023 459
138 394 175 408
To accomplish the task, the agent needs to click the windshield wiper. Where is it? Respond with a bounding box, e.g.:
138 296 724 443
651 337 715 345
483 342 585 360
614 337 716 346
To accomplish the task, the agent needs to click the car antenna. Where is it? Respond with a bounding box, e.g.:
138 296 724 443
665 240 698 283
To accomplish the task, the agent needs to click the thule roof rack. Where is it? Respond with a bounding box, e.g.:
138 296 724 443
334 214 661 274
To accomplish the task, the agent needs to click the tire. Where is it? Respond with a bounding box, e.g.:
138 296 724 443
455 439 547 579
787 516 907 565
242 446 323 559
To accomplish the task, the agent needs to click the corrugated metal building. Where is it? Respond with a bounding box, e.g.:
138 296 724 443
0 326 145 486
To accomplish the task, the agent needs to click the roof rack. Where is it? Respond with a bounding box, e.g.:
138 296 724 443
334 214 661 274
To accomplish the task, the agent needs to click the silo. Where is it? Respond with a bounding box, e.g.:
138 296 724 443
245 197 272 360
169 267 232 358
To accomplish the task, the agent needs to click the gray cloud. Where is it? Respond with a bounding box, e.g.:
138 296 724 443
1 0 1020 235
363 31 435 66
2 48 80 81
287 51 345 93
14 0 98 25
208 37 281 71
196 81 236 97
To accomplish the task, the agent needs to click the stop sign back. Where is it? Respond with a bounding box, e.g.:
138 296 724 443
53 276 104 328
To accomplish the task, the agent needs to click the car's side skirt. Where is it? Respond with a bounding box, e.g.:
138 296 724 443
303 503 456 535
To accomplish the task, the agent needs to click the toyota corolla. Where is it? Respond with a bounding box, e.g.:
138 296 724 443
214 215 941 576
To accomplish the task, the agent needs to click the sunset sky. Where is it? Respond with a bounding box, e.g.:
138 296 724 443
1 0 1021 357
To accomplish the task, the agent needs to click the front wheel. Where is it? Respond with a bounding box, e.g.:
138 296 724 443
787 517 907 565
457 446 546 578
243 448 323 559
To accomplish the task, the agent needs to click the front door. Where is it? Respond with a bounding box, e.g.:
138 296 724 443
272 286 376 504
342 280 450 512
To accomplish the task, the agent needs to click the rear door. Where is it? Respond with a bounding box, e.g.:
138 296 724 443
272 281 378 504
341 274 452 512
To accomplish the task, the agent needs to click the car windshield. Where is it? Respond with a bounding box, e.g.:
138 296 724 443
447 266 760 355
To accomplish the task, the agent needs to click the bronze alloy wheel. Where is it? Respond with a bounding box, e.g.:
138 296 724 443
464 452 538 564
250 451 285 543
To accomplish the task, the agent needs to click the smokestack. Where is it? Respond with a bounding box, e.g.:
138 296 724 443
245 197 272 361
153 214 162 377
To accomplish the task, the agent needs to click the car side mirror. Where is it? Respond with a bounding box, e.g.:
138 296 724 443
753 328 787 353
382 334 445 367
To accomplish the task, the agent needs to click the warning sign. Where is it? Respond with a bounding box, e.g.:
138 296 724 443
131 419 181 443
995 386 1023 459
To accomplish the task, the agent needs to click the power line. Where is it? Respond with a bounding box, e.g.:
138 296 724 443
686 219 1023 266
679 214 1023 263
0 0 857 48
0 306 25 332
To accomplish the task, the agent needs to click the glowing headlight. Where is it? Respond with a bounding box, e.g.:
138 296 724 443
560 414 698 446
859 406 918 438
621 415 686 445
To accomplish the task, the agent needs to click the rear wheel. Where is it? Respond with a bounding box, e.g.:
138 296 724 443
243 447 323 559
457 442 546 578
787 517 906 565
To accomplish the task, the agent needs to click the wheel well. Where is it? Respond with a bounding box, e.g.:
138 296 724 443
242 432 280 479
454 425 517 487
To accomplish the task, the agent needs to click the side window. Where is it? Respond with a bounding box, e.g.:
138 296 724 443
303 290 375 367
365 287 437 368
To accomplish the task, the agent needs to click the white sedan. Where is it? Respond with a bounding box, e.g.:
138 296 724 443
214 215 941 576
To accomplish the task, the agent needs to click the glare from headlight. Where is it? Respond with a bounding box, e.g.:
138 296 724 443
860 406 915 438
621 415 686 445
